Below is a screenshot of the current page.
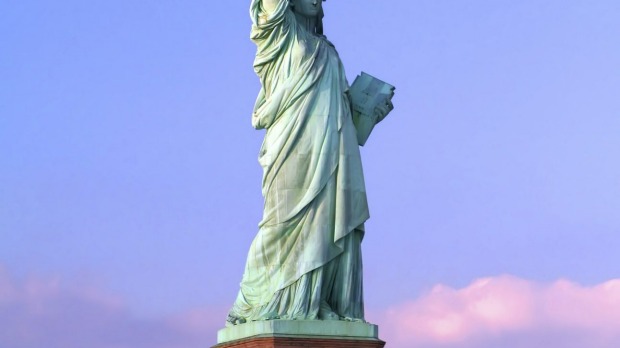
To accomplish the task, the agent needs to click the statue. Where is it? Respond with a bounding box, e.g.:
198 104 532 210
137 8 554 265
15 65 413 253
226 0 393 326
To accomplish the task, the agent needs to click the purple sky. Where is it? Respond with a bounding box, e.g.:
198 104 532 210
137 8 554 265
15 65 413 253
2 1 620 347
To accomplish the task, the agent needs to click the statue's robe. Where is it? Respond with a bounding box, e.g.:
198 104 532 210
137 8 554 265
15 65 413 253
228 0 369 322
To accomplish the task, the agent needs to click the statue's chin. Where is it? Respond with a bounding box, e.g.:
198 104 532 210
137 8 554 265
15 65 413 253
297 9 320 17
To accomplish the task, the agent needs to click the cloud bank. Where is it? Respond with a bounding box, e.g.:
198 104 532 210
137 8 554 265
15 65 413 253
376 275 620 348
2 265 619 348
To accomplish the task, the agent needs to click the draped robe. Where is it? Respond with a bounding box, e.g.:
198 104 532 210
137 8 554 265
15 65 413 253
227 0 370 323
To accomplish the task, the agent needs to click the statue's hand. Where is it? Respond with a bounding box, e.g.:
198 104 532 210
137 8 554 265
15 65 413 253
374 99 394 123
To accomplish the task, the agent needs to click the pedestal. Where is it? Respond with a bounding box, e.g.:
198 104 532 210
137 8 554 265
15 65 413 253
212 320 386 348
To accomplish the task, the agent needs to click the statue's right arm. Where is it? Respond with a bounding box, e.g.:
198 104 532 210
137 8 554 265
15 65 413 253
261 0 280 14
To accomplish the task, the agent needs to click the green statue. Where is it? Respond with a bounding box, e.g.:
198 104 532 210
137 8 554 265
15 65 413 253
227 0 393 326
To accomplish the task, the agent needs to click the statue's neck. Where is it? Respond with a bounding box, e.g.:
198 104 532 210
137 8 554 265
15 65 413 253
294 12 318 34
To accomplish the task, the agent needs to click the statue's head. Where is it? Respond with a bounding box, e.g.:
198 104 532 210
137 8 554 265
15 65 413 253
290 0 326 34
290 0 324 18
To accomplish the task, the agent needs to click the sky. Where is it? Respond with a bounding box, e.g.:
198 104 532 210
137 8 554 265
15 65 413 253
1 0 620 347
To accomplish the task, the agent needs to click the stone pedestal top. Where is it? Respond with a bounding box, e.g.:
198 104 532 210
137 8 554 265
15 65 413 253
217 320 381 344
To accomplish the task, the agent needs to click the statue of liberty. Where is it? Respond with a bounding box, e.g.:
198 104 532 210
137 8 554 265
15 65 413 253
227 0 393 326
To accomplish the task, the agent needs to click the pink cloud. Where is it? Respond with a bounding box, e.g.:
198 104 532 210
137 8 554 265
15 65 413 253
3 265 620 348
374 275 620 348
0 265 226 348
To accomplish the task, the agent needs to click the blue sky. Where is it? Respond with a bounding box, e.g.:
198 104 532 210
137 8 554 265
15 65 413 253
2 1 620 347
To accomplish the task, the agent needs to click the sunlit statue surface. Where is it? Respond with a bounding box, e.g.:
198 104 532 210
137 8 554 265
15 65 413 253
227 0 393 326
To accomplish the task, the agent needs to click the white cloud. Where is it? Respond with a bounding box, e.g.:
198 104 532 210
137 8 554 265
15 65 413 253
374 275 620 348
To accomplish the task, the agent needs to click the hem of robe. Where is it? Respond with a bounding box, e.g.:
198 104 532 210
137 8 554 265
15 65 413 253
227 229 365 324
